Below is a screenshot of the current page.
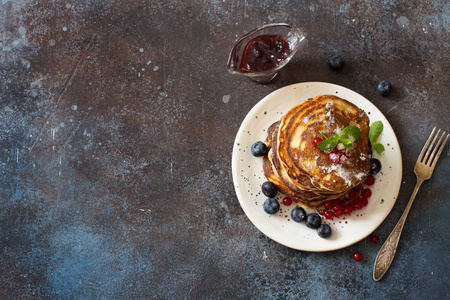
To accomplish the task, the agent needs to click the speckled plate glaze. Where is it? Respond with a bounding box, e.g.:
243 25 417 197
232 82 402 252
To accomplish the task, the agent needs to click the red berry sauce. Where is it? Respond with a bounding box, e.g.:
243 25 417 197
239 35 290 72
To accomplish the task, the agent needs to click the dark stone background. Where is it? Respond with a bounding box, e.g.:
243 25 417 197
1 0 449 299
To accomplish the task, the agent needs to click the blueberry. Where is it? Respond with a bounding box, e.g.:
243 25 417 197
263 198 280 214
291 206 307 223
317 224 332 238
328 54 344 70
251 141 268 157
369 158 382 174
377 80 391 96
261 181 278 197
305 213 322 229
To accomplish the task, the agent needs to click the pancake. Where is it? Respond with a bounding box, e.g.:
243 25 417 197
263 152 347 208
262 95 371 208
262 119 347 208
270 123 317 192
282 95 371 192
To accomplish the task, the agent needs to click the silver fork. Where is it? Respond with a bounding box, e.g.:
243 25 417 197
373 127 449 281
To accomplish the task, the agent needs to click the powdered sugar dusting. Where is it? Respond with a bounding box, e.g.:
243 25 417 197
324 101 335 127
305 160 317 168
320 163 360 187
354 172 366 181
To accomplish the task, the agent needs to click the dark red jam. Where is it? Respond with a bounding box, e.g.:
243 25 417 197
239 35 290 72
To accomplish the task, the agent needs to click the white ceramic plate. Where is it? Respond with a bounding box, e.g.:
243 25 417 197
232 82 402 252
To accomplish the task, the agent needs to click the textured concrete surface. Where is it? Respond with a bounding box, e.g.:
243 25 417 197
1 0 449 299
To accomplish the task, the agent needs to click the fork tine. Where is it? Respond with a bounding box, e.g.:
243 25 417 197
418 127 436 162
427 130 445 165
430 132 449 169
423 128 441 165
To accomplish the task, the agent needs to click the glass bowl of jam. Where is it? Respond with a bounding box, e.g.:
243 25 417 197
227 23 305 83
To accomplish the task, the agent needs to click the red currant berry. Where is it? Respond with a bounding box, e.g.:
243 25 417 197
354 201 363 210
344 205 353 214
328 152 340 163
344 149 354 158
318 209 325 216
340 197 350 204
325 211 335 219
337 149 346 155
333 204 343 213
362 188 372 198
353 252 362 261
335 210 344 217
339 154 348 164
348 189 357 199
323 148 336 155
313 137 323 148
333 200 342 206
361 197 369 207
353 184 363 192
324 201 333 210
370 235 379 244
365 175 375 186
282 197 292 206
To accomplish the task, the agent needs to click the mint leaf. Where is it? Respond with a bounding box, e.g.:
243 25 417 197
340 125 361 142
369 121 385 154
317 126 361 151
318 134 340 151
340 138 353 149
369 121 384 144
373 143 385 154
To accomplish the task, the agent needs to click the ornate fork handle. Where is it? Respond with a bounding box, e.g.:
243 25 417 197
373 178 424 281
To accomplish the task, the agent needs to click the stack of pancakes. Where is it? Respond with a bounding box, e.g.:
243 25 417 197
263 95 371 208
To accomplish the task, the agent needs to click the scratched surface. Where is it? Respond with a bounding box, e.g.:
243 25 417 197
1 0 449 299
